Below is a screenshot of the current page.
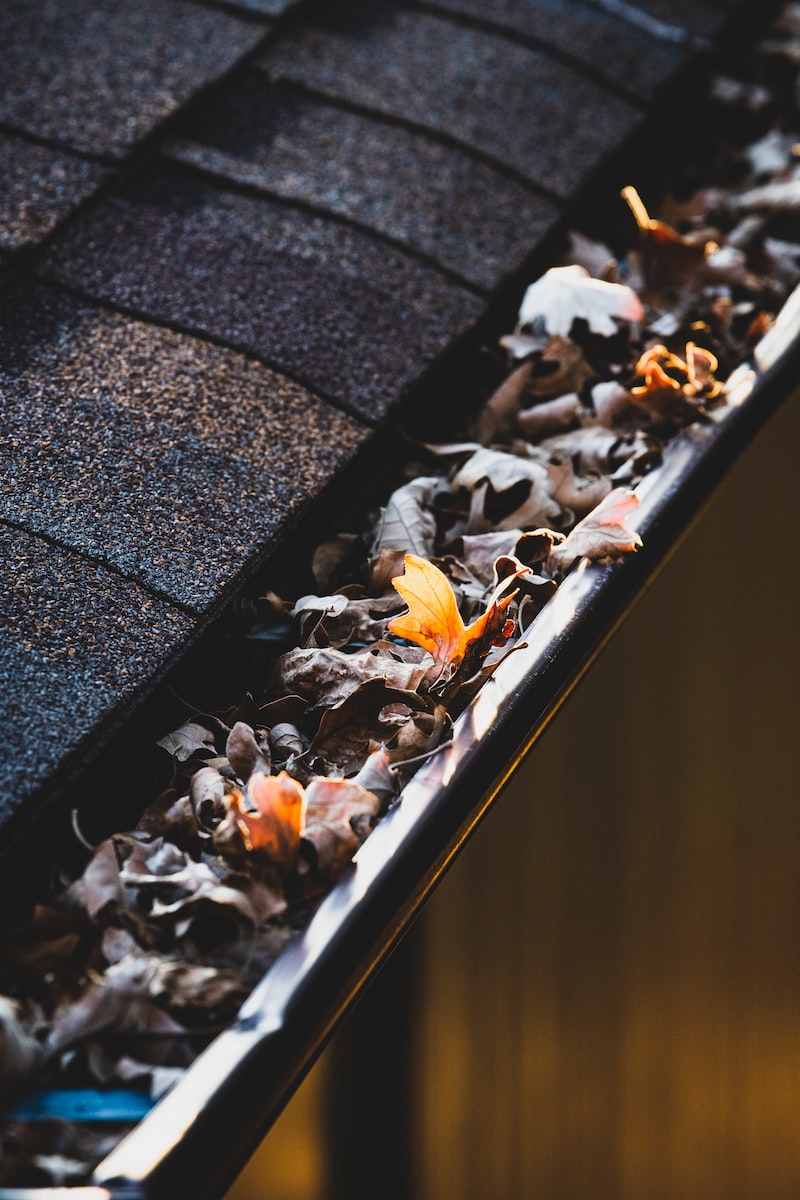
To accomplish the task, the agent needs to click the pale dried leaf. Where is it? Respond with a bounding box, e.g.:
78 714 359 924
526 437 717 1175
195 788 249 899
516 392 583 439
148 961 248 1011
157 721 217 763
0 997 44 1086
353 747 397 808
547 487 643 571
517 264 643 337
547 459 613 518
373 476 443 557
475 360 536 444
69 839 123 919
592 380 635 426
275 646 430 707
453 448 564 532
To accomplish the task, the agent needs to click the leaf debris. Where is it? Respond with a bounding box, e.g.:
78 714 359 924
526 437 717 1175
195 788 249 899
5 19 800 1182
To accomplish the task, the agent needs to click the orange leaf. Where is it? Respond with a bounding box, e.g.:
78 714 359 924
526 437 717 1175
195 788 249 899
230 771 306 864
387 554 516 673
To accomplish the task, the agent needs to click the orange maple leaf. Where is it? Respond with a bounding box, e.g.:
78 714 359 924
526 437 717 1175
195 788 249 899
387 554 516 673
230 771 306 863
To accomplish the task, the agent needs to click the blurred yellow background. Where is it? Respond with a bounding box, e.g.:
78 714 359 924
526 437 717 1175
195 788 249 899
226 393 800 1200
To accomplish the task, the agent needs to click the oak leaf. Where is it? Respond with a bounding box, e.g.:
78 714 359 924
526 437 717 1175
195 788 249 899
517 265 643 338
373 476 444 557
157 720 217 763
387 554 515 674
275 645 429 706
453 447 565 532
310 677 432 774
547 488 643 572
230 771 306 865
302 778 381 880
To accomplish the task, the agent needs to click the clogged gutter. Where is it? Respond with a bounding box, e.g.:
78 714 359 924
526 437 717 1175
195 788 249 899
4 14 800 1186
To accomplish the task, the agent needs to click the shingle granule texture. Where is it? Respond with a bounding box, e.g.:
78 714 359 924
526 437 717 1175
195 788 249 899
0 282 371 612
0 134 109 252
258 3 640 196
426 0 685 98
220 0 303 12
434 0 730 47
0 0 265 159
0 523 194 809
38 166 483 421
167 72 558 292
631 0 732 29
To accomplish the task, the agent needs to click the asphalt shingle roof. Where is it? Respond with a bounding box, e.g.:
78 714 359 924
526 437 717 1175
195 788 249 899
0 282 370 612
0 0 266 160
0 133 109 252
165 72 559 291
0 525 193 821
37 163 483 420
257 4 642 195
0 0 758 864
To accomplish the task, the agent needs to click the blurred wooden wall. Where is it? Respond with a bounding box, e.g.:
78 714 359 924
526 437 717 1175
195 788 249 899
227 392 800 1200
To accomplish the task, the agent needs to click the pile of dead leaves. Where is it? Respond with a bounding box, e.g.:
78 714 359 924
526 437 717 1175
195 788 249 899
4 14 800 1183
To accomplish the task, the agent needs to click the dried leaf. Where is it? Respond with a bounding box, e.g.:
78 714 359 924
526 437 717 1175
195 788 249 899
310 678 432 774
352 747 398 809
230 773 305 866
157 721 217 763
69 839 124 919
629 342 723 429
566 230 618 279
189 766 228 827
225 722 271 784
147 961 248 1013
275 646 429 706
373 476 445 557
540 425 656 478
386 702 449 765
452 447 565 532
524 336 595 399
546 459 612 517
302 778 381 880
516 392 583 439
0 997 44 1086
388 554 516 675
547 488 643 571
46 955 188 1060
592 379 636 426
305 592 404 650
517 264 643 338
475 360 536 444
622 185 712 301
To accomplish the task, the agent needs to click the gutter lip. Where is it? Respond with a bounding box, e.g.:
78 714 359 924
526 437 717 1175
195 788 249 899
69 286 800 1200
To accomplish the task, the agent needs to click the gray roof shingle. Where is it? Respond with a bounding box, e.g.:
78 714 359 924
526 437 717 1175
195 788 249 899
37 165 483 421
0 134 109 252
0 282 371 612
165 72 559 291
0 0 266 159
0 524 194 807
420 0 687 96
257 3 642 195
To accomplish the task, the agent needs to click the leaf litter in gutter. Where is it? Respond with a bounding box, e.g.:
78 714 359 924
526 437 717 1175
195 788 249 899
5 21 800 1182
